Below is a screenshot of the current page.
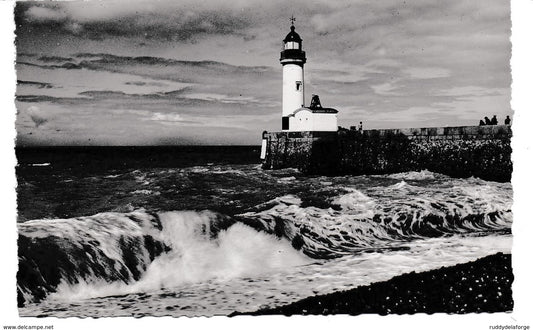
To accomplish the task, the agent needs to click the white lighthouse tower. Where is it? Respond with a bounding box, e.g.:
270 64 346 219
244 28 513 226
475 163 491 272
280 17 338 132
280 17 306 130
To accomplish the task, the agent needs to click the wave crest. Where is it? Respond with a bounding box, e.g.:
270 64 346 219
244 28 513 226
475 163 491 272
19 209 309 305
237 188 512 259
17 210 168 306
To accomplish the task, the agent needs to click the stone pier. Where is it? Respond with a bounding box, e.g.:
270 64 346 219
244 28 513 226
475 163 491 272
261 125 512 182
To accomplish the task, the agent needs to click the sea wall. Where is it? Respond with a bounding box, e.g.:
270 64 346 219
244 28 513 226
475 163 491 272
261 125 512 182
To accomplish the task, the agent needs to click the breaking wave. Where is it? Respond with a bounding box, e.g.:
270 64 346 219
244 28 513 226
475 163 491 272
17 211 167 306
17 172 512 306
18 210 309 305
236 184 512 259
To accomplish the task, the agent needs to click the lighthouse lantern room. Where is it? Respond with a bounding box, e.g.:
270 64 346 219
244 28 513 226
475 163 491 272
279 17 338 132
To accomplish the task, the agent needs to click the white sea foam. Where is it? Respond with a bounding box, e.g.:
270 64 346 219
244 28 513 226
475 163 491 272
132 189 160 196
187 166 210 173
452 182 513 213
31 234 512 317
330 188 376 218
211 169 246 175
387 180 410 190
387 170 436 180
239 193 394 255
142 211 309 284
238 180 512 258
49 210 310 301
30 163 50 167
20 210 157 262
277 176 296 182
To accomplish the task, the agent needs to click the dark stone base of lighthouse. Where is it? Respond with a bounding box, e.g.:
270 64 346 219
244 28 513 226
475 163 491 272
262 125 512 182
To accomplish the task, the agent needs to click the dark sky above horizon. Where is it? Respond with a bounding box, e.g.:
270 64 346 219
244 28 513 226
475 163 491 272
14 0 511 146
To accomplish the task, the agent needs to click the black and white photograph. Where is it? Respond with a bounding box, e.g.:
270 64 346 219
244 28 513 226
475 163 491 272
1 0 532 328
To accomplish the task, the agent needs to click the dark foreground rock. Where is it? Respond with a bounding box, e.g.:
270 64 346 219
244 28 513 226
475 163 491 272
232 253 513 316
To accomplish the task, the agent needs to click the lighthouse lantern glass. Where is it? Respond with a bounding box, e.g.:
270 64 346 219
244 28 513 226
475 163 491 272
285 41 300 50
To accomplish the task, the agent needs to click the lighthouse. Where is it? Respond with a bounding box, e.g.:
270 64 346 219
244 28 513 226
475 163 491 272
280 17 306 130
279 17 338 132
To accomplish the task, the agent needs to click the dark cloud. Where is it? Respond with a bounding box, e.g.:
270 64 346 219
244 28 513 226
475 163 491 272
38 55 74 62
77 89 193 100
17 80 53 89
16 52 277 108
17 61 82 70
18 53 273 80
16 1 253 41
16 89 270 117
16 95 58 103
125 81 148 86
18 52 37 57
71 53 271 72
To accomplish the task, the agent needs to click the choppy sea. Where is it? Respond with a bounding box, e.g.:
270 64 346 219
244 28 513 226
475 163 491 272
15 146 512 317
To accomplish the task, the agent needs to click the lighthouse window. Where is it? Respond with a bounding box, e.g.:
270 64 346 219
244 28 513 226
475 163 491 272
296 81 302 91
285 41 299 50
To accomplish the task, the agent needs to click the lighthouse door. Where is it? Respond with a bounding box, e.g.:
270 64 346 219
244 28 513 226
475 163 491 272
282 117 289 130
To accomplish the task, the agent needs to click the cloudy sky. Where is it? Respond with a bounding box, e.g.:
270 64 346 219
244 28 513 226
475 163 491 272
14 0 511 146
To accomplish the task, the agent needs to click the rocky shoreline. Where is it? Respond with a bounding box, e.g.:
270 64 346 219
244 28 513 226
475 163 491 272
233 253 513 316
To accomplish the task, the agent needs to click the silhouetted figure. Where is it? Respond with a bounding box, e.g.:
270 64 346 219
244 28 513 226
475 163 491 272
504 115 511 125
309 94 322 109
484 117 491 125
358 121 363 131
491 115 498 125
479 120 485 126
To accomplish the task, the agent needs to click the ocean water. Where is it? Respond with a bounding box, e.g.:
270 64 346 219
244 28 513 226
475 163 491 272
15 146 513 317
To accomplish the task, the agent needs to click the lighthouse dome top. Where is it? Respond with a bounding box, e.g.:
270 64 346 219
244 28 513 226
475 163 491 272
284 25 302 43
280 19 306 64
